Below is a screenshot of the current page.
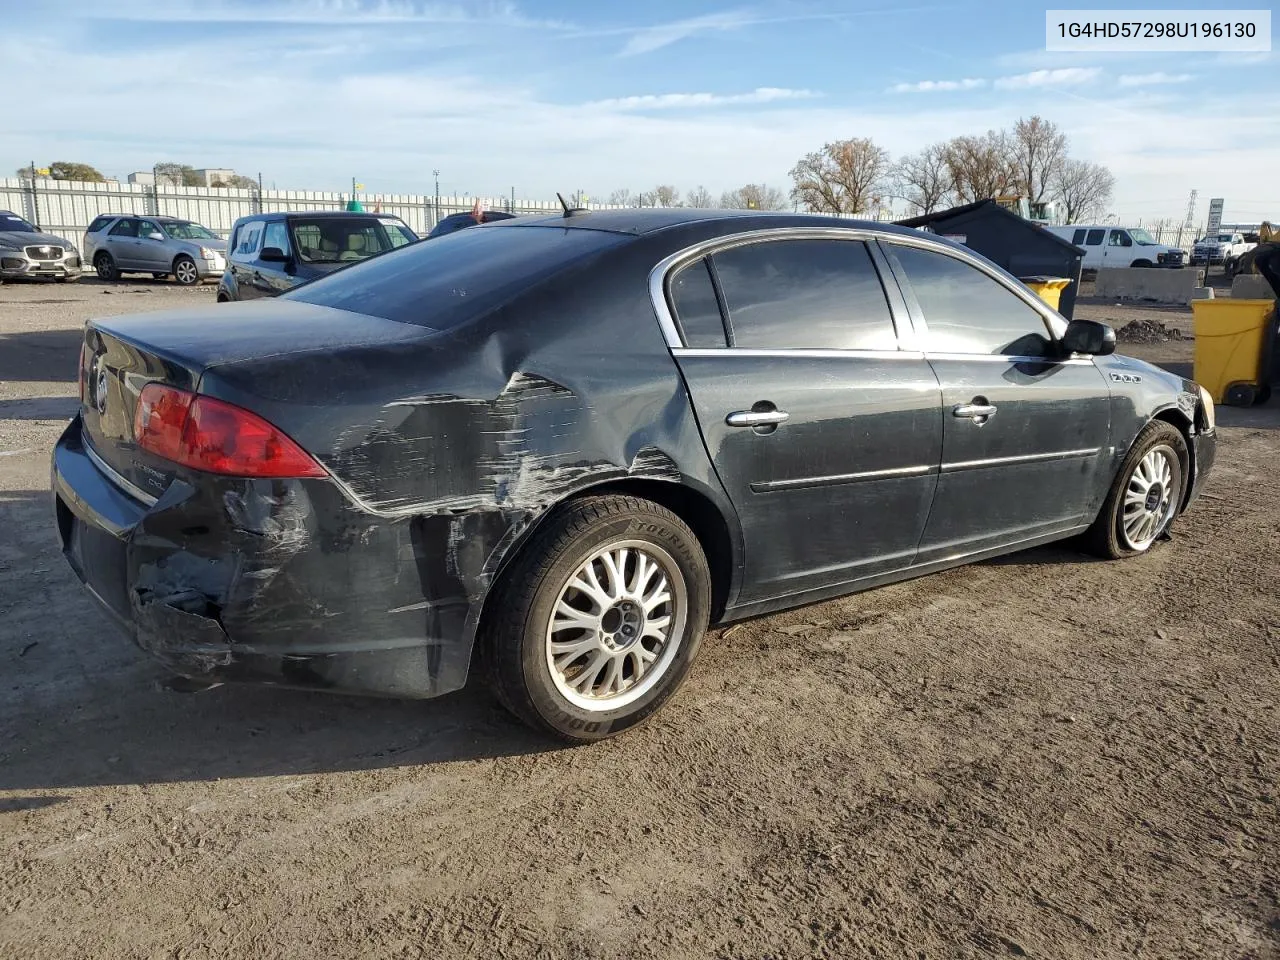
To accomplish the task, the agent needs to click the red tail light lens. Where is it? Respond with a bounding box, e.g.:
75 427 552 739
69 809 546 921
134 384 326 479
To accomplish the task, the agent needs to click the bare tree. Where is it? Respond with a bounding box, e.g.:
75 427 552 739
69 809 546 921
893 143 953 215
685 185 714 207
607 188 634 206
719 184 788 210
943 131 1018 203
1011 116 1067 202
153 162 201 187
1051 159 1115 222
224 173 257 190
789 137 890 214
650 185 680 207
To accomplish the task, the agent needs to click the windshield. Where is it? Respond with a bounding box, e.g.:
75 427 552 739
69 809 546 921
163 221 219 240
1129 228 1156 245
289 217 408 264
1216 234 1234 243
0 213 38 233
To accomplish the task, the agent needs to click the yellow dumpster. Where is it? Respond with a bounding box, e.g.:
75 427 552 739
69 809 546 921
1191 298 1277 406
1019 276 1072 312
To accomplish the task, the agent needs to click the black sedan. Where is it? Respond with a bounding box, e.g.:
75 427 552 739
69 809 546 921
52 209 1217 741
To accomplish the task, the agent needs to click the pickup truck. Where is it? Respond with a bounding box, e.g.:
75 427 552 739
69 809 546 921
1191 232 1255 265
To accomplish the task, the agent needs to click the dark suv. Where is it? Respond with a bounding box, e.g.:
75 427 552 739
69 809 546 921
216 211 417 301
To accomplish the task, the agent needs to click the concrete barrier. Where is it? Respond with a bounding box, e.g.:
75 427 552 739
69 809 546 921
1231 273 1277 299
1192 287 1215 300
1095 267 1204 304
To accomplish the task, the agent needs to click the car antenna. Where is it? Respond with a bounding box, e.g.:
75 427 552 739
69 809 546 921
556 192 589 218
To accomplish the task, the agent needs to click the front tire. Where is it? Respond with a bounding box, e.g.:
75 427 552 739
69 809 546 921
172 255 200 286
1084 421 1188 559
481 495 711 742
94 252 119 281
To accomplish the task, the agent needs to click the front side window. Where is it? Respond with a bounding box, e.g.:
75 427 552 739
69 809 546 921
263 221 290 255
890 244 1054 358
669 258 726 348
1085 229 1104 246
1108 230 1132 247
710 239 898 351
108 218 139 238
232 220 264 259
138 220 162 240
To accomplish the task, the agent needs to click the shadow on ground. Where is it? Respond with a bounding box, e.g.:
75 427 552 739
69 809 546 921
0 489 566 793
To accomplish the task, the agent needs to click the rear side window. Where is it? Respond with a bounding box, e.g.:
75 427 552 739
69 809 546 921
890 244 1053 357
669 258 726 347
87 215 113 233
710 239 897 351
1072 229 1086 245
1085 229 1104 246
284 224 628 331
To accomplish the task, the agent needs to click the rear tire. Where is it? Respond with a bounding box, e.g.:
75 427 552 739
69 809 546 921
172 255 200 286
94 252 118 281
1084 421 1188 560
480 495 711 742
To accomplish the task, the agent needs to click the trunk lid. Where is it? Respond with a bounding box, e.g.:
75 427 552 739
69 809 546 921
79 299 431 501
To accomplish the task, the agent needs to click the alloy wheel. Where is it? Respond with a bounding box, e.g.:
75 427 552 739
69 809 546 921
174 258 199 285
544 540 687 711
1121 444 1180 551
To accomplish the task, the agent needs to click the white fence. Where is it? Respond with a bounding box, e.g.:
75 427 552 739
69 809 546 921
0 177 897 245
0 177 633 243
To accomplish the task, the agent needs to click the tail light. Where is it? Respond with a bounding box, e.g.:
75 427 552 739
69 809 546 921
133 384 326 479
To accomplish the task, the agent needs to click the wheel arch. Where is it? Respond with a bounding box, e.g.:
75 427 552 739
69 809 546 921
1150 406 1197 511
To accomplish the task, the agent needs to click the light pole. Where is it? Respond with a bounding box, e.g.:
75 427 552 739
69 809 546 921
433 169 440 226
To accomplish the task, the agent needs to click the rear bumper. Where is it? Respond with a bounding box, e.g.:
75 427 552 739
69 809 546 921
51 415 478 699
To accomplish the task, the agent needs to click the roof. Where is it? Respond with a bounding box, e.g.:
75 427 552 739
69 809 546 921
500 207 926 239
894 199 1083 255
233 209 409 224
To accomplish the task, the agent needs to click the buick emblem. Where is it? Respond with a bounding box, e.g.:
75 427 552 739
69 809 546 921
94 367 109 415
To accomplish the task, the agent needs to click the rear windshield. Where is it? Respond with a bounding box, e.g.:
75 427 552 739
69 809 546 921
284 224 628 330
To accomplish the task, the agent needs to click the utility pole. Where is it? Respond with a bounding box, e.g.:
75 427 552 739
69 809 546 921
152 163 161 217
29 161 40 229
1178 189 1197 248
433 169 440 226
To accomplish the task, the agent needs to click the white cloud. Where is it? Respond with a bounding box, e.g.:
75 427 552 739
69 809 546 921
889 78 986 93
993 67 1100 89
1117 72 1193 87
88 0 568 28
618 10 758 56
588 88 820 110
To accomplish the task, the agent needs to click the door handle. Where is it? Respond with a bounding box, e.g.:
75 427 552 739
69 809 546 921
953 402 997 419
726 409 790 428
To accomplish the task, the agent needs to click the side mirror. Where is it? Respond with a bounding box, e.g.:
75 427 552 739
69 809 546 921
1062 318 1115 356
259 246 288 263
147 231 164 241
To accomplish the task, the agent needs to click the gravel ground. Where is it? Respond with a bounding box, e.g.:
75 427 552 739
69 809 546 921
2 278 1278 959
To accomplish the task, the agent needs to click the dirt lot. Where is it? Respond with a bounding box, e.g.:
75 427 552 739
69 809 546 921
2 279 1278 959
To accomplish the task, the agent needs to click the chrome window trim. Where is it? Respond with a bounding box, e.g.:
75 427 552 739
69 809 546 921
648 225 1071 355
84 440 159 507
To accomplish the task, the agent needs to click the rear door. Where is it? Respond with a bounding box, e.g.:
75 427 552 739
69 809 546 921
1079 228 1104 270
665 233 943 604
104 217 142 269
880 240 1113 561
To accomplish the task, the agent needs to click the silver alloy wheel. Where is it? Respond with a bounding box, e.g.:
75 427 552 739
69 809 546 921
544 539 687 712
1121 443 1180 551
174 258 199 285
95 254 112 279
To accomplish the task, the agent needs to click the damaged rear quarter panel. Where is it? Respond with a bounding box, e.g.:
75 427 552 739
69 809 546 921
189 233 740 695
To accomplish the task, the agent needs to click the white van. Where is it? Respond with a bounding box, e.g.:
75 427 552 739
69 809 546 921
1044 225 1186 270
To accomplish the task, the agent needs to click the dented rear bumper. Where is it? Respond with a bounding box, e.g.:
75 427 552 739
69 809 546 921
51 415 479 699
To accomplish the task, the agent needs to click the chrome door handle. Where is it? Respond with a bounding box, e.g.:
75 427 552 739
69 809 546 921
953 403 997 419
726 409 790 427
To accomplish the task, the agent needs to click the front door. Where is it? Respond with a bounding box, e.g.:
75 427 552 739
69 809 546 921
1104 228 1134 267
881 241 1113 561
667 236 943 604
135 219 169 272
228 218 265 299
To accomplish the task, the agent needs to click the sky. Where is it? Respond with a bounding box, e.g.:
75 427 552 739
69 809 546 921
3 0 1277 223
